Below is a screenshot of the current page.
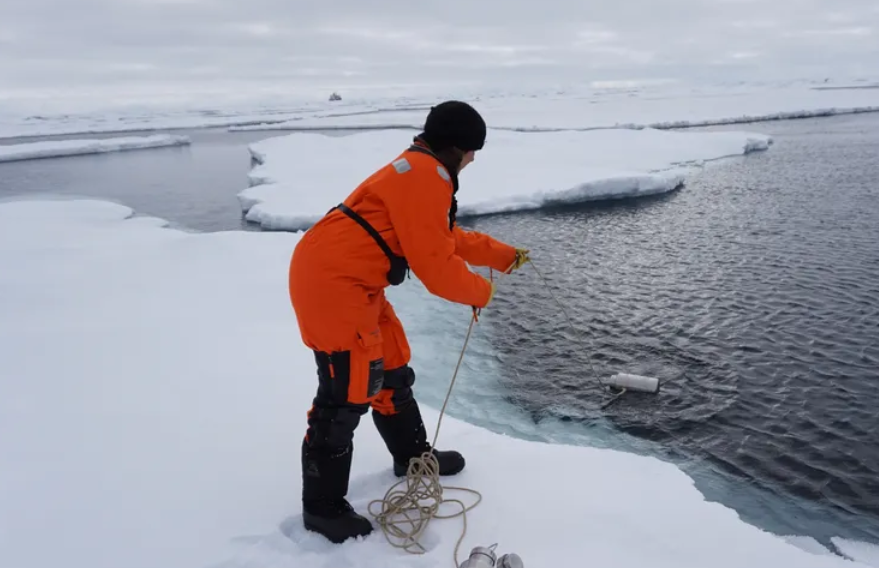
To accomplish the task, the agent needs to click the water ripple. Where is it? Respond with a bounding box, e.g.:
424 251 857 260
465 113 879 539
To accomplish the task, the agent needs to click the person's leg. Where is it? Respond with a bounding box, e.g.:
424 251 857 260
300 326 385 543
370 296 465 477
289 234 386 542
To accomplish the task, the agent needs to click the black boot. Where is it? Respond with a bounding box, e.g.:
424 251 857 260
301 439 373 543
372 392 465 477
391 446 466 477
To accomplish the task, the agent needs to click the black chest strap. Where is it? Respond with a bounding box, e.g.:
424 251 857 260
333 203 409 286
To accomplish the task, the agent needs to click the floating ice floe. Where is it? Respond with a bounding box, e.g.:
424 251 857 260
238 127 772 231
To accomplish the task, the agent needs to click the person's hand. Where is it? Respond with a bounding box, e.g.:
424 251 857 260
509 248 530 272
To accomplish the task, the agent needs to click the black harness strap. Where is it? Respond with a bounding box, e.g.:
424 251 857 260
326 144 457 285
336 203 396 262
333 203 409 286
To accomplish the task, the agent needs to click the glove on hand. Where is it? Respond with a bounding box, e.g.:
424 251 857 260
509 248 531 272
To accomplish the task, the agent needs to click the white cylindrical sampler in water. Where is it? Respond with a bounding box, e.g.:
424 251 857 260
604 373 661 394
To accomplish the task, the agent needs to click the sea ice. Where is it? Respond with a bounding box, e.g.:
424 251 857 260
238 127 771 231
0 197 871 568
228 84 879 133
3 81 878 139
0 134 190 162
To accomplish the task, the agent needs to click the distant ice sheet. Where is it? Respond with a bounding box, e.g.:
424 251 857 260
2 81 877 139
228 85 879 133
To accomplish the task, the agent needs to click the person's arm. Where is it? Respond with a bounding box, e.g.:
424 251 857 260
386 167 494 308
453 225 519 273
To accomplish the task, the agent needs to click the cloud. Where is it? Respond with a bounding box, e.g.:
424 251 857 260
783 27 873 38
0 0 877 100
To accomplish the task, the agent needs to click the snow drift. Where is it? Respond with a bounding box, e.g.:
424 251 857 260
1 197 875 568
0 134 190 162
237 127 772 231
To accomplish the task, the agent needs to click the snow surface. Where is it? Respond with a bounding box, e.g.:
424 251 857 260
237 127 771 231
0 134 190 162
1 197 874 568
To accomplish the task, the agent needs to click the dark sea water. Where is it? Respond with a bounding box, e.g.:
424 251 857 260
0 128 271 232
463 112 879 545
2 112 878 551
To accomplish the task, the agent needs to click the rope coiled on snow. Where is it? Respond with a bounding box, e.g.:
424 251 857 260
367 310 482 566
367 261 521 566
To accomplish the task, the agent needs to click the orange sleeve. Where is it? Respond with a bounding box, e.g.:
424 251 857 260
453 225 518 273
385 167 494 308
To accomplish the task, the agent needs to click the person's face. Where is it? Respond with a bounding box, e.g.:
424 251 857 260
459 150 476 171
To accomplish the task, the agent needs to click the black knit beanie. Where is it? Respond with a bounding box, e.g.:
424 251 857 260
418 100 487 152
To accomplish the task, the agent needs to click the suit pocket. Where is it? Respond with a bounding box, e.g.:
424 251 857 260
355 325 384 401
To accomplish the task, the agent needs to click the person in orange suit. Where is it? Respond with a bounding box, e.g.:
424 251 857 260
288 100 530 544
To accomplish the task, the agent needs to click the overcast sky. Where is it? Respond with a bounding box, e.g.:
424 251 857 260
1 0 877 99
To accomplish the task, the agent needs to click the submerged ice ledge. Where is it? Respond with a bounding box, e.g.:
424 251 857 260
0 134 191 162
237 127 772 232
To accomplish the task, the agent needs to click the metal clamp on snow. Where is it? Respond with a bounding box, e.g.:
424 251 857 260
459 544 524 568
334 203 410 286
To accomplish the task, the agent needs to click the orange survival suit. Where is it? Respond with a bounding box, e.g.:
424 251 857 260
290 101 523 544
290 141 517 406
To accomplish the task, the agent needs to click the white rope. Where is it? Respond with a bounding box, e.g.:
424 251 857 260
368 311 482 567
367 260 521 566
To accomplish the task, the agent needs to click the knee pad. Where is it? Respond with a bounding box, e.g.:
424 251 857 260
372 366 416 416
308 350 373 449
383 365 415 389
